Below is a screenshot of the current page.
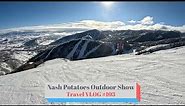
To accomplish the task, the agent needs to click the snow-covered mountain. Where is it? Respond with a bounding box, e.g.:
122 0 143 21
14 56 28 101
0 27 185 104
12 38 116 73
49 29 105 45
1 29 185 75
0 30 82 75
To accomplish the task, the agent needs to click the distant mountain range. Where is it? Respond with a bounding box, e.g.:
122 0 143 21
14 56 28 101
0 29 185 75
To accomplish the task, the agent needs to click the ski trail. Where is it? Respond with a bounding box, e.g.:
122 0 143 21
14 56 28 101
77 40 90 59
84 44 101 57
44 46 58 60
66 40 83 59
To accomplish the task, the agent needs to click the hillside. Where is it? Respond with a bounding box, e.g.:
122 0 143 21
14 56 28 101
0 46 185 104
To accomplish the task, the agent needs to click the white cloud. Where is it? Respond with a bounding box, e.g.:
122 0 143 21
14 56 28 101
0 20 125 34
128 20 137 24
128 16 154 25
139 16 154 25
0 16 185 34
70 20 125 30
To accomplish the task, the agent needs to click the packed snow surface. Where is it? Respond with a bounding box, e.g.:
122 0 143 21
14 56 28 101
0 46 185 104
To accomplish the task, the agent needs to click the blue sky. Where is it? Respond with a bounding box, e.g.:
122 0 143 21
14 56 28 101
0 2 185 29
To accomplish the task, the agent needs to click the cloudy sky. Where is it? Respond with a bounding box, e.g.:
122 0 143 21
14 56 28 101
0 2 185 32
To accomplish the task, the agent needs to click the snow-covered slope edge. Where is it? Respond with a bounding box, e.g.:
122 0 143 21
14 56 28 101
0 46 185 104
